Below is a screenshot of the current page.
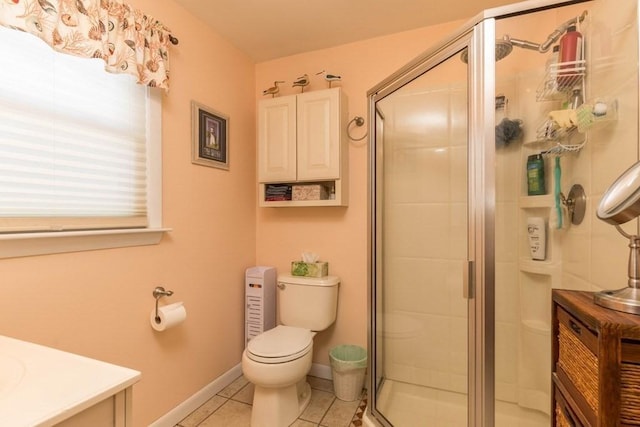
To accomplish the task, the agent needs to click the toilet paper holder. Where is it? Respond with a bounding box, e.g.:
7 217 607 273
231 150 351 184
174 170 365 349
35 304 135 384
153 286 174 323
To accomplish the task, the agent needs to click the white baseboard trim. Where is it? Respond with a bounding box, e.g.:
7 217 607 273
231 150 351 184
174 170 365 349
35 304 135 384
149 363 243 427
150 362 336 426
309 362 332 380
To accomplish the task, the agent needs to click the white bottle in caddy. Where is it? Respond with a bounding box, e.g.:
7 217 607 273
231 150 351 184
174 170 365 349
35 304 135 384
527 217 546 261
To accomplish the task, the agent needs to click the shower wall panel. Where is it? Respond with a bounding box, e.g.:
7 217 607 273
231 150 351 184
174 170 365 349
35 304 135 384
562 0 639 294
493 0 639 417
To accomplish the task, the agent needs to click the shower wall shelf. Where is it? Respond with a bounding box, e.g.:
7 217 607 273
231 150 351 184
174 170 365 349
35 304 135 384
524 118 583 153
519 195 554 208
531 55 588 155
526 97 618 155
519 258 561 276
536 60 586 102
525 116 586 156
534 118 574 142
578 98 619 131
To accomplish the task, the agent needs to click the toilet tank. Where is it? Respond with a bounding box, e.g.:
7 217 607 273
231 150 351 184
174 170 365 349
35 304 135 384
277 274 339 331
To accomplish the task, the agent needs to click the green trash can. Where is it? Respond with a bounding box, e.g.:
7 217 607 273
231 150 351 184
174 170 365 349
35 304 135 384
329 344 367 401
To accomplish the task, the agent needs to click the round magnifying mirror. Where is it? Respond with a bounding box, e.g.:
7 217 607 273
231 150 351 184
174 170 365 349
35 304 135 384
597 161 640 225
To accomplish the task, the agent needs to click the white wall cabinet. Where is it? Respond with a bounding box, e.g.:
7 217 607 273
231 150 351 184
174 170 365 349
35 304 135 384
258 87 348 207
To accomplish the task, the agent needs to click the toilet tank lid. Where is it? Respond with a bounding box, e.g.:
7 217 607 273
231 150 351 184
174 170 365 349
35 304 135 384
277 274 340 287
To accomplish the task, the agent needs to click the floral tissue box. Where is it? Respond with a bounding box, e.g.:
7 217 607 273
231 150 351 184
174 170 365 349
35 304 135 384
291 261 329 277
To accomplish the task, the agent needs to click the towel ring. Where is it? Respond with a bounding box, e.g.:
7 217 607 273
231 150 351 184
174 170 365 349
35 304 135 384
347 116 368 142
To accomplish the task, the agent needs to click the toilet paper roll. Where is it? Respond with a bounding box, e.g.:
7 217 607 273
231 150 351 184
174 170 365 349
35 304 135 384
151 302 186 331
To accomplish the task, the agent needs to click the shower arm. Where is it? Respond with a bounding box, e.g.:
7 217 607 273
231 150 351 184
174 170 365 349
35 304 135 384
506 11 588 53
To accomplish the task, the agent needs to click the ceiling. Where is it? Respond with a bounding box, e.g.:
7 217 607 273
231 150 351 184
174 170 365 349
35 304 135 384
172 0 520 62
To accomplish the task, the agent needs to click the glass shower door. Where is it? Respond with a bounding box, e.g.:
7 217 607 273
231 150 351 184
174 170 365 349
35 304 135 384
370 45 471 426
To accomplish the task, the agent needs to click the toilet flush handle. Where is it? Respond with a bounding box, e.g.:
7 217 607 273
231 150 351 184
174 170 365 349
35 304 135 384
277 283 286 290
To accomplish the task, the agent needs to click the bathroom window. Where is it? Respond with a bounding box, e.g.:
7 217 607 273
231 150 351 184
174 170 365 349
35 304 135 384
0 26 167 258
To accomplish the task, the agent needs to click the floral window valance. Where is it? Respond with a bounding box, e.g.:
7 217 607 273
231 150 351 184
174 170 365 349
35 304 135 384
0 0 175 91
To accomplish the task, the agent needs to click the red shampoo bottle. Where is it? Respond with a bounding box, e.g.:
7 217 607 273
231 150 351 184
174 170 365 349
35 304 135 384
557 25 583 89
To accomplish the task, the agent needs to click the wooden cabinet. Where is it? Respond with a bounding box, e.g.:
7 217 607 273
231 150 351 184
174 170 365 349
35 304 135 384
552 290 640 426
257 87 348 207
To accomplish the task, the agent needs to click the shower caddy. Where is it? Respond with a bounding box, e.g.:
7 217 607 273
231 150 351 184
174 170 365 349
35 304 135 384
531 11 617 155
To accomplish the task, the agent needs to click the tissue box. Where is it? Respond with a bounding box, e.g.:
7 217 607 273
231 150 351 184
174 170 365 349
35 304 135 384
292 184 328 201
291 261 329 277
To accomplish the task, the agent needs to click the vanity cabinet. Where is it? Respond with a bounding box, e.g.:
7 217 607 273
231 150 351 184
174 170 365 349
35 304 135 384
257 87 348 207
552 290 640 426
56 388 133 427
0 335 140 427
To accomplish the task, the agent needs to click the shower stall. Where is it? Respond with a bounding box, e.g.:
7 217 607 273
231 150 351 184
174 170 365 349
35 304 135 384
366 0 639 426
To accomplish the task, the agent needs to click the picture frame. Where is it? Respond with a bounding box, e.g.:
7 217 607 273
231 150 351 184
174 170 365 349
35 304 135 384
191 101 229 170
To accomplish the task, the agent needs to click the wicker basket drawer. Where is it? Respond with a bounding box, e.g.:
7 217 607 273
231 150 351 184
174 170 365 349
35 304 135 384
555 385 584 427
553 291 640 426
557 307 599 415
621 361 640 425
555 403 574 427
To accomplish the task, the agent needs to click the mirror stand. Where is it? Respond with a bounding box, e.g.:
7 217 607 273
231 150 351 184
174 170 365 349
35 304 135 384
594 227 640 314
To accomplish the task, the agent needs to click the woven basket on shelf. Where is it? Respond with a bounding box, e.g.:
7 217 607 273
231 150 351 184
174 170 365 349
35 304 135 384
621 362 640 425
557 323 599 414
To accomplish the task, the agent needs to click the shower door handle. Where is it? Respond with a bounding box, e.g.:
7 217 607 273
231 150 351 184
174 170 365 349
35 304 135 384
463 260 475 299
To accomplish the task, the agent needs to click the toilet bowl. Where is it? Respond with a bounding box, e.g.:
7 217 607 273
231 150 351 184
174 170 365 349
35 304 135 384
241 274 340 427
242 326 315 427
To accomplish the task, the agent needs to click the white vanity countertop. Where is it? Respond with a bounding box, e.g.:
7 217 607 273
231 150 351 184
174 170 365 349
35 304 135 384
0 335 141 427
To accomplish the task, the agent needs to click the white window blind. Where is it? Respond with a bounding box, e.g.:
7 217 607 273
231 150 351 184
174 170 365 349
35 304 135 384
0 25 149 233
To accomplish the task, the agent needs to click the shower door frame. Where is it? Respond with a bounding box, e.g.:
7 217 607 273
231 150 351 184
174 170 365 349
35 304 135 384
366 1 590 426
366 20 496 427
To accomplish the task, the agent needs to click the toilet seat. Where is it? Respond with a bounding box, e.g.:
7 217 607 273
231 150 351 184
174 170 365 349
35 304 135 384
247 325 313 364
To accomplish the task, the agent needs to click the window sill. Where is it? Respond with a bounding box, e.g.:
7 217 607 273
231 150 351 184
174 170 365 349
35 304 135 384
0 228 172 259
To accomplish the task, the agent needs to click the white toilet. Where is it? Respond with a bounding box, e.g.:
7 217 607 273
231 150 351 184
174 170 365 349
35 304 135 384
242 274 339 427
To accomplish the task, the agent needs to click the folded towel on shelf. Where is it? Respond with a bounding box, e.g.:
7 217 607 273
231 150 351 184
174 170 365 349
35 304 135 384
548 109 578 129
265 184 292 201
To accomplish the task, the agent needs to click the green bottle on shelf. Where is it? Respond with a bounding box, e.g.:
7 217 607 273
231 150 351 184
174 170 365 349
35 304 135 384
527 154 546 195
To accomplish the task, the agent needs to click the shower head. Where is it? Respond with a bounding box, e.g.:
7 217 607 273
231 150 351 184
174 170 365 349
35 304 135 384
495 39 514 61
459 10 588 63
460 39 513 63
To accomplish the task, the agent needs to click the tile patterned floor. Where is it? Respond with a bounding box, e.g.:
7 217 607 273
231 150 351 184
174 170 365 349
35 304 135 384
175 375 367 427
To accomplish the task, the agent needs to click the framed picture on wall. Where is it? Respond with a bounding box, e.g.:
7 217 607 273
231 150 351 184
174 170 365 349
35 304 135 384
191 101 229 170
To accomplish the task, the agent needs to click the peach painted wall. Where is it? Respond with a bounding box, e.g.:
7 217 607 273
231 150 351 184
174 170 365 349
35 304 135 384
0 0 256 425
255 20 464 366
